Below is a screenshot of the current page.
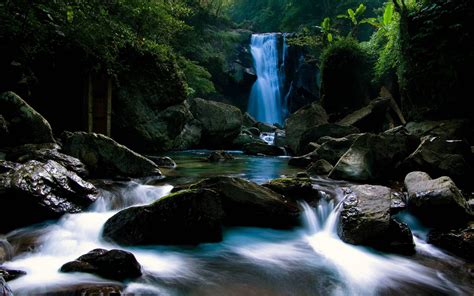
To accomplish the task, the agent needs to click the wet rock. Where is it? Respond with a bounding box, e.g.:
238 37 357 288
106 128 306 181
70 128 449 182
189 98 243 148
428 224 474 261
0 116 8 143
103 189 224 246
243 112 257 127
232 133 265 149
189 177 300 229
242 142 286 156
314 135 361 165
246 127 261 137
147 156 177 168
255 122 277 133
285 102 328 154
298 124 360 154
263 177 320 204
0 91 54 147
33 283 124 296
0 161 19 174
337 98 391 132
173 119 202 150
338 185 392 245
288 153 315 168
0 160 98 233
207 151 234 162
61 131 161 178
390 191 407 214
370 219 415 255
329 133 418 182
0 266 26 282
307 159 333 175
0 277 13 296
60 248 142 281
0 238 12 263
404 171 472 228
405 119 471 140
274 130 287 147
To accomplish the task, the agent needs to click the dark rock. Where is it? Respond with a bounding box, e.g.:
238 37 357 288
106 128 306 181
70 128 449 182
232 133 265 149
404 171 472 228
285 62 320 114
255 122 277 133
189 177 300 229
390 191 407 214
61 131 161 178
0 91 54 147
298 124 360 154
189 98 243 148
0 277 13 296
207 151 234 162
0 116 8 143
0 238 12 263
428 224 474 261
246 127 261 137
314 135 361 165
0 266 26 282
338 185 392 245
243 112 257 128
173 118 202 150
329 133 418 182
147 156 177 168
103 189 224 246
307 159 333 175
263 177 320 204
370 219 415 255
274 130 287 147
285 102 328 154
60 248 142 281
242 142 286 156
0 161 19 174
405 119 472 140
288 150 318 168
337 98 391 132
0 160 97 232
32 283 123 296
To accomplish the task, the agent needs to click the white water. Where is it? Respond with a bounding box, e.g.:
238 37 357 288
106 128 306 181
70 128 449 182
259 132 275 145
247 33 285 125
3 178 471 295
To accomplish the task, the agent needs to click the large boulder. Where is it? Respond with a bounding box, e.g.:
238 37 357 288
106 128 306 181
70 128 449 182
189 98 243 148
404 171 472 227
262 177 320 204
172 118 202 151
307 159 333 176
337 98 391 132
189 177 300 229
242 142 286 156
428 224 474 261
285 102 328 154
0 237 12 263
298 124 359 154
242 112 257 128
0 267 26 282
103 189 224 246
329 133 418 182
405 119 472 140
61 132 161 178
0 160 97 233
0 91 54 146
314 134 361 165
60 249 142 281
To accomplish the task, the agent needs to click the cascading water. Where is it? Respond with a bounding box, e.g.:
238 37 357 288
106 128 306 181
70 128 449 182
247 33 286 125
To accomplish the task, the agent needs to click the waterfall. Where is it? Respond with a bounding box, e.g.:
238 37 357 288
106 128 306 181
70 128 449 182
247 33 286 125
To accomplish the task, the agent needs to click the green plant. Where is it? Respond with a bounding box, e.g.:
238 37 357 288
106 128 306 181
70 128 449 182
337 3 378 37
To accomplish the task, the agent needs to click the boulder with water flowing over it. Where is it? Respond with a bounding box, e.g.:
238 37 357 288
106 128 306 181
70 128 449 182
189 98 243 148
0 91 55 147
189 177 300 229
404 172 473 228
242 142 286 156
0 267 26 282
298 124 360 155
329 133 418 182
0 160 98 233
60 131 161 178
0 276 13 296
60 249 142 281
262 177 320 204
285 102 328 154
428 224 474 261
103 189 224 246
0 238 13 264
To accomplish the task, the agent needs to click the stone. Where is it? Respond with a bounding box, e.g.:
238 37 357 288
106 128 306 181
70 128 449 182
314 135 361 165
0 276 13 296
405 119 472 140
329 133 418 182
404 171 472 227
232 133 265 149
298 124 359 154
146 156 177 168
189 98 243 148
61 131 161 178
428 224 474 261
242 142 286 156
338 185 392 245
173 119 202 150
0 238 12 263
103 189 224 246
242 112 257 127
307 159 333 175
60 248 142 281
263 177 320 204
370 219 415 255
0 91 55 147
0 266 26 282
0 160 97 233
207 151 234 162
274 130 287 147
337 98 391 132
285 102 328 154
255 122 277 133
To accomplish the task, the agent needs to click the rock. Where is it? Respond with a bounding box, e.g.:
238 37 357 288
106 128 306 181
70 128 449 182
329 133 418 182
390 191 407 214
5 143 88 177
243 112 257 127
61 131 161 178
242 142 286 156
189 98 243 148
428 224 474 261
298 124 360 154
401 136 472 187
263 177 320 204
338 185 392 245
255 122 277 133
288 150 318 168
232 133 265 149
173 119 202 150
285 102 328 154
405 119 472 140
370 219 415 255
189 177 300 229
31 283 124 296
0 277 13 296
103 189 224 246
207 151 234 162
246 127 261 137
0 238 12 263
0 266 26 282
60 248 142 281
0 116 8 143
307 159 333 175
404 171 472 227
0 160 98 233
0 161 19 174
337 98 391 132
274 130 287 147
314 135 361 165
0 91 55 146
285 62 320 114
146 156 177 168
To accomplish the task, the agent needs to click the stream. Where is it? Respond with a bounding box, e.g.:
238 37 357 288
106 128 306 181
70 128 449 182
3 151 473 295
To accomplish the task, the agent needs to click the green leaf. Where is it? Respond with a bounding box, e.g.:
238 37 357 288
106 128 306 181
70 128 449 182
66 5 74 23
383 3 394 26
355 4 366 17
322 17 331 31
327 33 333 42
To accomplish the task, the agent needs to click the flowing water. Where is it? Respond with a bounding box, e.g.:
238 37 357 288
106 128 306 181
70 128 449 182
247 33 286 125
3 152 473 295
